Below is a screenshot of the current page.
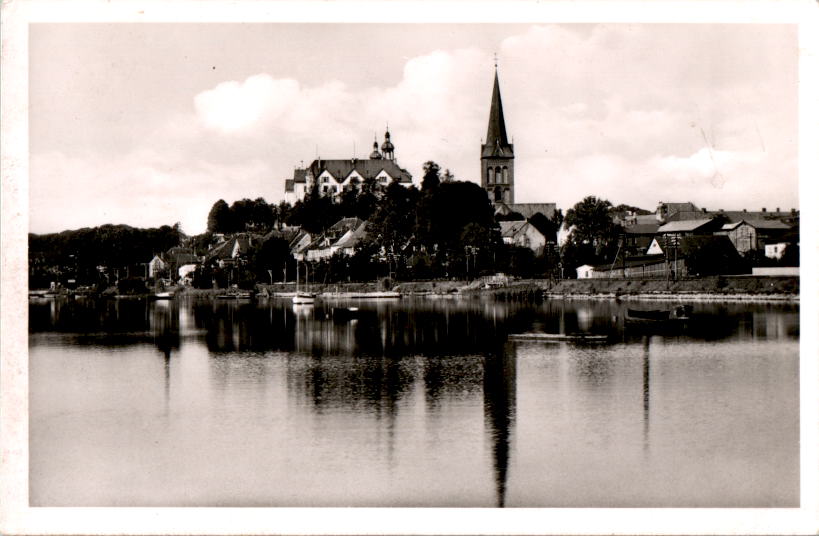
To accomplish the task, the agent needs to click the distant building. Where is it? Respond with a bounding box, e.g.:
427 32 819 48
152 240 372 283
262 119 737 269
285 130 413 204
499 220 547 255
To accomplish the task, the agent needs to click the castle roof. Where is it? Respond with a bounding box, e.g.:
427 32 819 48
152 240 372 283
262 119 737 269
292 158 412 184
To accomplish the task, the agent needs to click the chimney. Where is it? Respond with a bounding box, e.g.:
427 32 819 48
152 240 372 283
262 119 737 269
776 207 780 212
762 207 767 212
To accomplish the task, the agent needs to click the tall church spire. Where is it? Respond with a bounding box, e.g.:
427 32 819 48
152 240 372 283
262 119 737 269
485 67 510 152
481 66 515 204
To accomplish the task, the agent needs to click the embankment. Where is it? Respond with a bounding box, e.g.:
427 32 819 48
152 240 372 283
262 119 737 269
175 275 798 302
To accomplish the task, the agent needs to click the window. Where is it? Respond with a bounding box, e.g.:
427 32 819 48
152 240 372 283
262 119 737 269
487 168 494 184
502 167 508 184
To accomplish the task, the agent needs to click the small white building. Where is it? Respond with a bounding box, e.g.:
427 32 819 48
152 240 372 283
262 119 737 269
764 242 789 259
576 264 596 279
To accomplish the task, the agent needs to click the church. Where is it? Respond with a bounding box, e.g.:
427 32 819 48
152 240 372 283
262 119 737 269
284 129 413 204
482 66 558 222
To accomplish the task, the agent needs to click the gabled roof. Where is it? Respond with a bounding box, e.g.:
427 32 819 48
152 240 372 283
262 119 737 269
657 218 715 233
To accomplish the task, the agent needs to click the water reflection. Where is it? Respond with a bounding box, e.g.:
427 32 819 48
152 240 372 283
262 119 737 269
29 296 800 506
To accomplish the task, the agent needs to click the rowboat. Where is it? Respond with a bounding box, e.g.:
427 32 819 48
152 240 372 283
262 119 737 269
626 305 692 323
509 333 610 343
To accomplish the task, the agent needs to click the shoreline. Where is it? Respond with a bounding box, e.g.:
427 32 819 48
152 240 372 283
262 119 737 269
34 275 799 304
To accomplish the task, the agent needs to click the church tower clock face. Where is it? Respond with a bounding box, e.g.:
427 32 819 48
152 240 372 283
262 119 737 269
481 66 514 205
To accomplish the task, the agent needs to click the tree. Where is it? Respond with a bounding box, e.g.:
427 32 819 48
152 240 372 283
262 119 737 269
562 196 621 272
368 180 420 255
207 199 232 233
252 236 291 283
421 161 441 191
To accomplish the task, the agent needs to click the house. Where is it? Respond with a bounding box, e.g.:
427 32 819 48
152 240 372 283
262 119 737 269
718 220 791 255
148 255 167 278
499 220 547 255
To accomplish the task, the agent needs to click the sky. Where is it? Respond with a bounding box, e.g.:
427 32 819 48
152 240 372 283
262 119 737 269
29 23 798 235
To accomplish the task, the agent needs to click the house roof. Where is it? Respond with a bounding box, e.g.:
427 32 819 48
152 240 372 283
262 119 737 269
334 222 368 249
624 223 659 234
657 218 715 233
667 209 797 224
206 234 256 260
294 158 412 184
328 217 365 234
721 219 791 231
495 202 557 220
284 179 295 192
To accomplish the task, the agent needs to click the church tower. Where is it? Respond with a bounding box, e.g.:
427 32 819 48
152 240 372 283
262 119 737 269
481 66 514 204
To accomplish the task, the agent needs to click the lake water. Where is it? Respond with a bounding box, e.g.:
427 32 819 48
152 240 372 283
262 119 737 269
29 296 799 507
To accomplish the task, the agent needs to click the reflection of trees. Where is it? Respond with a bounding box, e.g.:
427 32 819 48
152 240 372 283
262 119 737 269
192 301 296 353
28 298 180 352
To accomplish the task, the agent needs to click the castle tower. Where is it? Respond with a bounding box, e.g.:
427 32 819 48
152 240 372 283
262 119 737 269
481 67 514 204
381 128 395 161
370 136 382 159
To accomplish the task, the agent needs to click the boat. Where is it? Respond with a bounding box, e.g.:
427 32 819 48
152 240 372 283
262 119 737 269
292 293 316 305
626 304 692 323
292 261 316 304
150 291 175 300
509 332 610 343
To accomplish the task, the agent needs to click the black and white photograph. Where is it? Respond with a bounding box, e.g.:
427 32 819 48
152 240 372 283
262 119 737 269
1 1 817 534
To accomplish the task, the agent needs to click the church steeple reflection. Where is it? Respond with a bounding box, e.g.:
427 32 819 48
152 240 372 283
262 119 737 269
483 342 516 507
